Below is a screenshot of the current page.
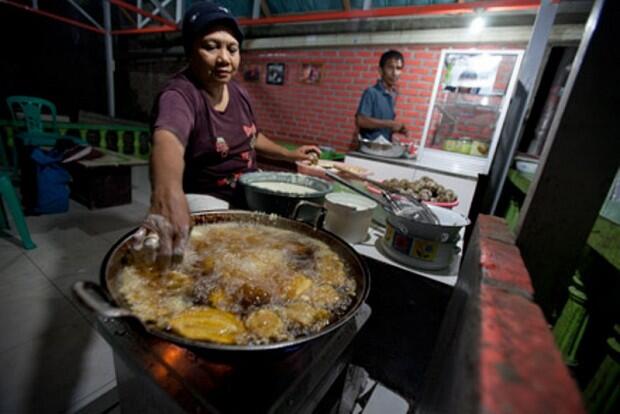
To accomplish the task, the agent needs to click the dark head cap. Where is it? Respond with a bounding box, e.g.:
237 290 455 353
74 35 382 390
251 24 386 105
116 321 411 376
182 1 244 56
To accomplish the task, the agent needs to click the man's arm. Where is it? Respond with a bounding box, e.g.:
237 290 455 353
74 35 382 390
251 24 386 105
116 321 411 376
356 114 407 134
255 132 320 161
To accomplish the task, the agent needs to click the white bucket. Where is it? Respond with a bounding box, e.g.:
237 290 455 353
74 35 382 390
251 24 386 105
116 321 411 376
324 192 377 244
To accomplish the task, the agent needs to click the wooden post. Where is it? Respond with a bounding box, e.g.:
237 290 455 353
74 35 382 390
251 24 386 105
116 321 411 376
515 0 620 319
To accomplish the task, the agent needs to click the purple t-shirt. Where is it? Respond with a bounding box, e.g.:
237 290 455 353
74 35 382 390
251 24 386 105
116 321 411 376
151 69 258 200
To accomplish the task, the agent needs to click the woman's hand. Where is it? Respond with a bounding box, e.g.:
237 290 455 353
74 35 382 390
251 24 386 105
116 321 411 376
132 128 189 269
255 133 321 163
132 187 191 269
290 145 321 161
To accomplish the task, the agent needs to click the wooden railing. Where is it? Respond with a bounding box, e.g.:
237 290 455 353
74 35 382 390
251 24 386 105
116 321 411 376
0 119 151 160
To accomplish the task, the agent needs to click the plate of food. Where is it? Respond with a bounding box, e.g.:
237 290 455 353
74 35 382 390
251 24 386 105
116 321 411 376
296 159 372 179
366 176 459 208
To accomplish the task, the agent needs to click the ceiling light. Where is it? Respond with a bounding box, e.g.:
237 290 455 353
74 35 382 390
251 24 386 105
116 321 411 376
470 15 486 33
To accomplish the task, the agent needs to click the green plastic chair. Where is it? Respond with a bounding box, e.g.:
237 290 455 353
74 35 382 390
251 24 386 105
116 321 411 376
0 171 36 249
7 96 83 145
6 96 82 175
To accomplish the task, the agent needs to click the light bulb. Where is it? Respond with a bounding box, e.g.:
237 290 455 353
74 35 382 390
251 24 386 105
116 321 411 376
470 16 486 33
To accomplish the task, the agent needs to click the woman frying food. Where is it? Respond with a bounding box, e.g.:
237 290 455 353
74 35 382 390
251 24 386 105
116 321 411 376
132 2 320 267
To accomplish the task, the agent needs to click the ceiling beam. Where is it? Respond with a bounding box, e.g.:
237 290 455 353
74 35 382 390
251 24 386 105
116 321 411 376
109 0 176 28
67 0 103 30
238 0 549 27
260 0 271 18
0 0 105 34
243 24 582 50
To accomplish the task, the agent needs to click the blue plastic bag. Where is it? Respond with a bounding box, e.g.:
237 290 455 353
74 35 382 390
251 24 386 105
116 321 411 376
30 148 71 214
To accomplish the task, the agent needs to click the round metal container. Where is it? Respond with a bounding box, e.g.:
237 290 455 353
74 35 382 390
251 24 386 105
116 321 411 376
239 171 332 219
380 217 459 271
386 204 470 243
74 210 370 352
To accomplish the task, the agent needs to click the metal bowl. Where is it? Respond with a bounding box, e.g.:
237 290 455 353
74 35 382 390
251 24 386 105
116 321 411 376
239 171 332 219
358 138 405 158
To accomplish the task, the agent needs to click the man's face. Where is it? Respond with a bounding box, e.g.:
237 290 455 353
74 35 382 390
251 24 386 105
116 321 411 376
191 27 240 85
380 58 403 88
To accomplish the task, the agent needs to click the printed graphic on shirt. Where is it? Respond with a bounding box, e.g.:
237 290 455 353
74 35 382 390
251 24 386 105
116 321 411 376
242 123 257 168
243 124 257 138
215 137 229 158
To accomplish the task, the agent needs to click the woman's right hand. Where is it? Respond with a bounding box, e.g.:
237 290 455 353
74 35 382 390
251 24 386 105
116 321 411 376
132 187 191 269
136 128 190 269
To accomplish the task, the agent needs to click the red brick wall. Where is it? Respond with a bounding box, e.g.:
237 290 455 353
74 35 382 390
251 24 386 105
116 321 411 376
237 43 523 152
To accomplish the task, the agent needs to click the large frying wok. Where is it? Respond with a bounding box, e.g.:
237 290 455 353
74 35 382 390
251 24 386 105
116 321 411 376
73 209 370 351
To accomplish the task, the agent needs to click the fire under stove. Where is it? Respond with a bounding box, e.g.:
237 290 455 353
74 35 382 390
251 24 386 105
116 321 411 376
94 304 371 413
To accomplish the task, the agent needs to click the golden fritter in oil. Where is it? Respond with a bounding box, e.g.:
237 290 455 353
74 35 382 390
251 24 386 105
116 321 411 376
117 222 357 345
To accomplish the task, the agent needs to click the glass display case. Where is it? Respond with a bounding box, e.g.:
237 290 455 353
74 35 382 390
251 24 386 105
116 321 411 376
418 49 523 175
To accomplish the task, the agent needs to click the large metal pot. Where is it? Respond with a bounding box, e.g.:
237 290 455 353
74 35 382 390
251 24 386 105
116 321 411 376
239 171 332 219
73 209 370 352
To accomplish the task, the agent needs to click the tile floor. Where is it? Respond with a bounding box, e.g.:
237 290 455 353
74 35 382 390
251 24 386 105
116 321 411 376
0 165 151 414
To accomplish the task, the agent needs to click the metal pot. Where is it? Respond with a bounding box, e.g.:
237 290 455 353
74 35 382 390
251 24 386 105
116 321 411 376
386 204 470 243
381 217 460 271
239 171 332 219
73 209 370 352
358 137 405 158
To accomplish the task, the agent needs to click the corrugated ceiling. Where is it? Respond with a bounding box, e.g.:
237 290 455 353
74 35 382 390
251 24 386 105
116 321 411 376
212 0 461 18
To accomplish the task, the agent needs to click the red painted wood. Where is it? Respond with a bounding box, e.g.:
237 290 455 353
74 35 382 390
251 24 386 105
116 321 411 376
109 0 176 29
112 26 177 35
480 237 535 296
238 0 547 27
480 285 584 414
476 215 585 414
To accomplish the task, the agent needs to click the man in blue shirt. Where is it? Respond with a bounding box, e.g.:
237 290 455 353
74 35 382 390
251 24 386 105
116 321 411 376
356 50 407 142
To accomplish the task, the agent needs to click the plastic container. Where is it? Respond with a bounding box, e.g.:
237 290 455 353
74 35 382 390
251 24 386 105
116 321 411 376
443 138 458 152
470 140 490 157
458 138 472 154
515 160 538 177
324 192 377 244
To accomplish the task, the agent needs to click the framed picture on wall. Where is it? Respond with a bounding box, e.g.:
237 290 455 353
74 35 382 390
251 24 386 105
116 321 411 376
243 64 260 82
266 63 285 85
299 62 322 84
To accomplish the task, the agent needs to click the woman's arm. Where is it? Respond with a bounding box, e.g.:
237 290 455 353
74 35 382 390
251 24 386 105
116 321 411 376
255 132 320 161
133 129 191 268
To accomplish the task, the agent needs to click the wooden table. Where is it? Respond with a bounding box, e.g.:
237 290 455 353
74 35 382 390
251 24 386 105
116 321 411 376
66 148 147 209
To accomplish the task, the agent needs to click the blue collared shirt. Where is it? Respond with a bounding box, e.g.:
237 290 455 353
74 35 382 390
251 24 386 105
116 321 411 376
356 80 397 141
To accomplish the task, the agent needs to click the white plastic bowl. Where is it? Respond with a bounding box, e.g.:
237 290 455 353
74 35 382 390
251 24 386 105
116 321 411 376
515 160 538 176
324 192 377 244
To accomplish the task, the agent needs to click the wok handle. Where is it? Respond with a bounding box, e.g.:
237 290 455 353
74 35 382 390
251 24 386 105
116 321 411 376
73 281 133 318
292 200 326 230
